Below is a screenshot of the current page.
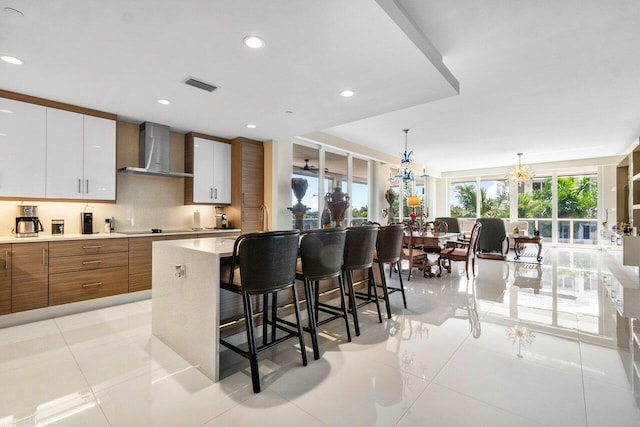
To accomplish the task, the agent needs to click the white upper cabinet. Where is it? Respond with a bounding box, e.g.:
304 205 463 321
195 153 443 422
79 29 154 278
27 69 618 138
46 108 84 198
192 137 231 204
46 108 116 200
83 115 116 200
0 98 47 198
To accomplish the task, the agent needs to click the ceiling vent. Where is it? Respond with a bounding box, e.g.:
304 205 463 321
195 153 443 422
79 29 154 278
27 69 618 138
184 77 218 92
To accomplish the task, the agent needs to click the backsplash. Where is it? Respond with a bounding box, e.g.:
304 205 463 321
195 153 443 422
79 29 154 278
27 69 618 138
0 173 222 236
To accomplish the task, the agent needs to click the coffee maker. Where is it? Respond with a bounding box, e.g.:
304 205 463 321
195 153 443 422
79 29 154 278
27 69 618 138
15 205 44 238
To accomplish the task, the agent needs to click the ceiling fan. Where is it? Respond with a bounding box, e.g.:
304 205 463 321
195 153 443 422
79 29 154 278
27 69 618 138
293 158 330 174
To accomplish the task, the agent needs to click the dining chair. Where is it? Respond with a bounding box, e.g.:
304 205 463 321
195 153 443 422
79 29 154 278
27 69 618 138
297 228 349 360
438 222 482 279
395 225 429 281
372 223 406 318
219 230 307 393
343 224 380 336
435 217 461 234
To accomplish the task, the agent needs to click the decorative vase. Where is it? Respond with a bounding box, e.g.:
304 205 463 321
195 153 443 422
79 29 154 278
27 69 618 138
291 178 308 203
288 178 310 231
326 187 350 227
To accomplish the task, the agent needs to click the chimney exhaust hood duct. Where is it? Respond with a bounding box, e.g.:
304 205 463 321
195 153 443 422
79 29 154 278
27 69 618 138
118 122 193 178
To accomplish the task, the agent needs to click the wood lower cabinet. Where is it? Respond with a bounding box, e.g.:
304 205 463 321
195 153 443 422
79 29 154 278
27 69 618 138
129 236 165 292
0 244 10 315
49 238 128 306
49 267 128 306
11 242 49 313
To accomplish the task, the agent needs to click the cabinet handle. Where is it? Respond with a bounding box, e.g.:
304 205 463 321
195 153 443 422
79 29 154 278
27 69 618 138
85 179 89 194
4 250 8 270
214 188 218 199
82 282 102 288
82 260 102 265
209 188 213 199
82 245 103 249
42 248 46 265
78 179 82 193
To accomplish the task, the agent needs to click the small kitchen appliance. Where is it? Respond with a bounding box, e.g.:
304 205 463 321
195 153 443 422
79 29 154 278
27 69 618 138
214 212 228 229
15 205 44 238
51 219 64 235
81 212 93 234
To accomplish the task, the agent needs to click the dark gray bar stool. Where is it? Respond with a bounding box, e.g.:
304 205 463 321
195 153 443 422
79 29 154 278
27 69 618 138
297 228 348 359
220 230 306 393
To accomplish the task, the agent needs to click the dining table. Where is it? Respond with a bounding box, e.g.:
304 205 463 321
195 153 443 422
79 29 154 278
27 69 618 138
404 231 459 277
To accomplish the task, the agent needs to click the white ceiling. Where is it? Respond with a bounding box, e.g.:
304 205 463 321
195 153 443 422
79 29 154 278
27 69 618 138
2 0 639 174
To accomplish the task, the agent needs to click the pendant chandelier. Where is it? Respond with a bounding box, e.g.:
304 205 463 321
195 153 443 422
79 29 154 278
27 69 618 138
506 152 535 183
396 129 416 189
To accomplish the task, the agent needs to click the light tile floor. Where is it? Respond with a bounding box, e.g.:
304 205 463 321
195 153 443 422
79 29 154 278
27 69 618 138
1 247 640 426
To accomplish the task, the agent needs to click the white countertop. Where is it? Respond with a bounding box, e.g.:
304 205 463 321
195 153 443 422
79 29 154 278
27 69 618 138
0 228 241 244
154 236 236 257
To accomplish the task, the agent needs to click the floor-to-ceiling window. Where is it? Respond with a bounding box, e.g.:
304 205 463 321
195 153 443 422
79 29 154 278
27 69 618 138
291 142 370 229
449 171 598 245
480 178 509 218
556 174 598 245
350 157 369 226
291 145 320 230
518 176 552 238
450 180 478 218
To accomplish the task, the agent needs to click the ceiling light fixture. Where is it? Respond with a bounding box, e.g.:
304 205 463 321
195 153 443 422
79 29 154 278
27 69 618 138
243 35 265 49
387 129 416 191
506 152 535 183
0 109 13 114
1 55 23 65
246 124 256 129
340 89 355 98
157 99 171 105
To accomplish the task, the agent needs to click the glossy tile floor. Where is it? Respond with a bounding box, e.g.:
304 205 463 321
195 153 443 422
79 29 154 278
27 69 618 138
1 247 640 426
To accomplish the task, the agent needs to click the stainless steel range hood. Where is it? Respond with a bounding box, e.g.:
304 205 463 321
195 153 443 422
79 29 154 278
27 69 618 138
118 122 193 178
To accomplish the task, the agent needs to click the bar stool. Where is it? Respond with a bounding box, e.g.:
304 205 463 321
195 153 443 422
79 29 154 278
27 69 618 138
219 230 306 393
297 228 348 360
373 223 406 318
343 224 381 337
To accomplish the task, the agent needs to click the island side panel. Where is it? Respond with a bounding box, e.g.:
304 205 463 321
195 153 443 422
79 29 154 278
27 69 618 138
151 241 220 381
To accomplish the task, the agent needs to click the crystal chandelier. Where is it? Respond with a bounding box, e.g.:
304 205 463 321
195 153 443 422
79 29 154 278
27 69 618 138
506 152 535 183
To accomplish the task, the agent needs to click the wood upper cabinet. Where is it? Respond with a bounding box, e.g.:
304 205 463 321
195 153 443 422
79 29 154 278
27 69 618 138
0 244 10 315
11 242 49 313
46 108 116 200
230 137 264 233
184 133 232 205
0 97 47 198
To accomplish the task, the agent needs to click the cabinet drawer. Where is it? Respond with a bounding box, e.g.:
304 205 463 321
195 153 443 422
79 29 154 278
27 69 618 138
49 238 128 257
49 266 128 306
49 251 128 274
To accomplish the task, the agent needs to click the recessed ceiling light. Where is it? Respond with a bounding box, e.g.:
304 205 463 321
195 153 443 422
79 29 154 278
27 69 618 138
285 110 294 115
243 35 265 49
246 124 257 129
157 99 171 105
340 89 355 98
1 55 23 65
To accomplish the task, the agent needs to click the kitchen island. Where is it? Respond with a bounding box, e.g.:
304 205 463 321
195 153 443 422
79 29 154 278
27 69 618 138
151 236 235 382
